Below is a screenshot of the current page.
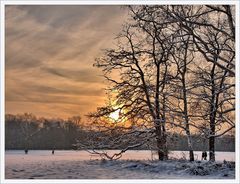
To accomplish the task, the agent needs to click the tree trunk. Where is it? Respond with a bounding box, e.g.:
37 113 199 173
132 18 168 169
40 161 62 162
189 150 194 161
209 134 215 161
156 126 168 161
184 120 194 161
155 62 168 161
209 110 216 161
161 95 168 160
162 132 168 160
209 63 216 161
155 95 168 161
181 48 194 161
187 134 194 161
185 127 194 161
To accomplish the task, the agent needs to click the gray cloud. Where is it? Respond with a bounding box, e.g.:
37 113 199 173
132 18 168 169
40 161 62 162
17 5 125 30
42 66 104 83
5 5 127 118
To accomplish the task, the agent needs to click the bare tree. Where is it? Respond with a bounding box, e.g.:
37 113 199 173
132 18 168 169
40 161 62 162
191 62 234 161
145 4 235 161
89 6 177 160
188 13 235 161
18 113 41 151
159 5 235 76
167 33 196 161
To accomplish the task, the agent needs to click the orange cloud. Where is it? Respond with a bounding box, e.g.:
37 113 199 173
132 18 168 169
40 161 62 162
5 5 128 120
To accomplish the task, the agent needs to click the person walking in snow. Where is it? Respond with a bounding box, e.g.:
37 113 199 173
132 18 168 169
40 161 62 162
202 151 207 160
24 149 28 154
52 146 55 155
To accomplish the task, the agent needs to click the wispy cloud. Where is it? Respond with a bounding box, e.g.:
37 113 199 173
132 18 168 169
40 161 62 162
5 5 127 119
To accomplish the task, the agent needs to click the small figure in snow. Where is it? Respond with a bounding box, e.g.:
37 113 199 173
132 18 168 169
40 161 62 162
52 148 55 155
24 149 28 154
202 151 207 160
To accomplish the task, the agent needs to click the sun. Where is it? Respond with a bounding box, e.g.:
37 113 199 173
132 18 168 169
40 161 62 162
109 109 120 122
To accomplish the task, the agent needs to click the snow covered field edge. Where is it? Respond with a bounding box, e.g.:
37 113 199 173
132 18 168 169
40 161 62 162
5 150 235 179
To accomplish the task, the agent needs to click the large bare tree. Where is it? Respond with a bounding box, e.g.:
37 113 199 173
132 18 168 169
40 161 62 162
167 33 196 161
90 6 176 160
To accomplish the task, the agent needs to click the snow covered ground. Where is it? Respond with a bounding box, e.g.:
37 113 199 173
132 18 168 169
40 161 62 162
5 150 235 179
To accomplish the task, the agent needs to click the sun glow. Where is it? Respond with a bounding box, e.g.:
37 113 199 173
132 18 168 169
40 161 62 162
109 109 120 122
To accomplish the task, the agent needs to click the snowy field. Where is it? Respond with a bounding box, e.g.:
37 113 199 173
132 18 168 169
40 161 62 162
5 150 235 179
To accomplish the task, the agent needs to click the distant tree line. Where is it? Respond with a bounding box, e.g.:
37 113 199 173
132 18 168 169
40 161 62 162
5 113 234 152
5 113 86 150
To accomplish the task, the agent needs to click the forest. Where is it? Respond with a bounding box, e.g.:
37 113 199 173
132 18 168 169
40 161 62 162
5 113 234 152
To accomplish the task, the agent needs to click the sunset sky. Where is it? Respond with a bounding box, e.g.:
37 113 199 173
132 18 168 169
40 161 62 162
5 5 127 119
